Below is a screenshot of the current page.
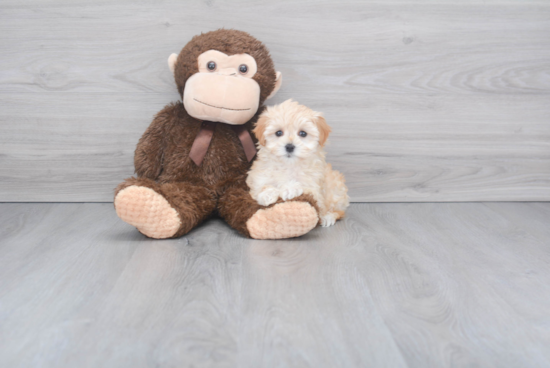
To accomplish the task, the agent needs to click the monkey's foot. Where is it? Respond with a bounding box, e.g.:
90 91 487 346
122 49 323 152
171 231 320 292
246 201 318 239
114 185 181 239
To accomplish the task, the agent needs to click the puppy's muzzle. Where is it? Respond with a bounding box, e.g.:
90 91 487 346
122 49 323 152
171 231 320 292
285 144 295 153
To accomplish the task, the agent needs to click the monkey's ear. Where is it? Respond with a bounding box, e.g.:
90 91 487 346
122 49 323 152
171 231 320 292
168 53 178 74
266 71 282 100
315 115 331 147
253 115 269 146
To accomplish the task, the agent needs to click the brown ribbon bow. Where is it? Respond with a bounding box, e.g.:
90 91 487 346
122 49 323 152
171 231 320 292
189 121 257 166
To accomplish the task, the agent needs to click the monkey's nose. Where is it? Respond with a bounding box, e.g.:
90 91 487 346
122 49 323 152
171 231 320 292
285 144 295 153
219 68 238 76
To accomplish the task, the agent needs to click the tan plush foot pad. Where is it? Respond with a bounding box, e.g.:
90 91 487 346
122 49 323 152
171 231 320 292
246 201 318 239
114 186 181 239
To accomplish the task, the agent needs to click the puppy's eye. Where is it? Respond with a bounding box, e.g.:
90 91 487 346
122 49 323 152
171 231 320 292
207 61 216 71
299 131 307 137
275 130 283 137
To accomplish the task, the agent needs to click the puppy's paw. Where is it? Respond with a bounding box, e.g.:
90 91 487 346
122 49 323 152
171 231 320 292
257 187 280 206
280 183 303 201
320 212 337 227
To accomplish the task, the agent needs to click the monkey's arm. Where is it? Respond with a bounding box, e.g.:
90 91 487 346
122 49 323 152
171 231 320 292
134 107 173 180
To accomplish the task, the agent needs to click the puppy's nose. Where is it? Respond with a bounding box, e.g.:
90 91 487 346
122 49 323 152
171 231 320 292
285 144 295 153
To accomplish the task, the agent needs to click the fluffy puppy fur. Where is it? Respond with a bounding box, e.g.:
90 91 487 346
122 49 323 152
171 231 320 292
247 99 349 227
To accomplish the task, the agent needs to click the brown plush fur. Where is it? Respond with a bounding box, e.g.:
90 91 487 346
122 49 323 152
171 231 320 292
114 29 319 238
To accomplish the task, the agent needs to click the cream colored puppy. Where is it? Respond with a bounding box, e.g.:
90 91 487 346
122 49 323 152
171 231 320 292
247 99 349 227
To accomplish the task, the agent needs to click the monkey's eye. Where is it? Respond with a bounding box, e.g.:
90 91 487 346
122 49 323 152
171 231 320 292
207 61 216 71
299 131 307 137
275 130 283 137
239 64 248 74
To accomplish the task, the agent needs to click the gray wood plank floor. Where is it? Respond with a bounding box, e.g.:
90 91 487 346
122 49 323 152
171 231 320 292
1 0 549 202
1 203 549 367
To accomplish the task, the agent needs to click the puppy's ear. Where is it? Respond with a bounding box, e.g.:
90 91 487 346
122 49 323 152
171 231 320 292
315 115 331 146
253 115 269 146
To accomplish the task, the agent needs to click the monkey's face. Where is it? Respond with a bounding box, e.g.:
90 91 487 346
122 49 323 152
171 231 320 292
183 50 259 125
168 30 282 125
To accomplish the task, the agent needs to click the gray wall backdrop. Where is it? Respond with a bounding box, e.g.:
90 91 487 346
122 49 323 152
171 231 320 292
1 0 549 202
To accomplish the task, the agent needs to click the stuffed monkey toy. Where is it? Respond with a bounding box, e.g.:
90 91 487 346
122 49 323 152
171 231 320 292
114 29 320 239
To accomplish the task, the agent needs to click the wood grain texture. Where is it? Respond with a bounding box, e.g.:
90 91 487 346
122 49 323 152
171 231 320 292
0 0 549 201
1 202 550 367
